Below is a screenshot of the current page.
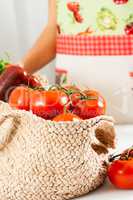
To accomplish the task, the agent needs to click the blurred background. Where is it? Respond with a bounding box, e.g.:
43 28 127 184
0 0 55 83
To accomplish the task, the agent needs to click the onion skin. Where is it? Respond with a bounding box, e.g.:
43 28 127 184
0 65 41 101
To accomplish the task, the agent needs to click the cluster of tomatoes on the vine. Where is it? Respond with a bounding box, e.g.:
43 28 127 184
0 63 106 122
8 83 106 122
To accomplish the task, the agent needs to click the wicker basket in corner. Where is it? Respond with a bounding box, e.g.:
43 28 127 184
0 101 116 200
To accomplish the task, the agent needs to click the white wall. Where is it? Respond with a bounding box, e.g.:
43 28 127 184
0 0 55 83
0 0 20 60
13 0 48 54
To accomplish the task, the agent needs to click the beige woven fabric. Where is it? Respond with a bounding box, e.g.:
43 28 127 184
0 101 115 200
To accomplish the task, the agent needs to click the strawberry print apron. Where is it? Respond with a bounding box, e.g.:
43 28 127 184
56 0 133 123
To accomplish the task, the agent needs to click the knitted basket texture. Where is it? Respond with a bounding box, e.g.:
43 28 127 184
0 101 115 200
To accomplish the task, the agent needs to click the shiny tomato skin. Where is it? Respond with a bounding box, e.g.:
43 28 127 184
84 90 106 114
9 88 69 119
73 90 106 119
64 86 80 108
108 159 133 189
70 93 81 106
53 113 81 122
9 86 30 111
30 90 69 119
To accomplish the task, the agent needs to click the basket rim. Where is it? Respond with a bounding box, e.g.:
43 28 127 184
0 101 114 127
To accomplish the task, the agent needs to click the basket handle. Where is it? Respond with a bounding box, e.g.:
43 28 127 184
91 120 116 155
0 113 20 150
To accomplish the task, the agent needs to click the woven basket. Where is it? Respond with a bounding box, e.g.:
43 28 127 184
0 101 115 200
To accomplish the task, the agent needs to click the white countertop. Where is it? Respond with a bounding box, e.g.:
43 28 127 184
76 125 133 200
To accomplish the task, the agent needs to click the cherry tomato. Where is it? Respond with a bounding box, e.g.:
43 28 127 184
53 113 81 122
73 90 106 119
70 93 81 106
30 90 69 119
9 87 69 119
108 159 133 189
9 86 30 111
108 148 133 189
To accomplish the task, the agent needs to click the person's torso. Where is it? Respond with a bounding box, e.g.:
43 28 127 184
57 0 133 36
56 0 133 123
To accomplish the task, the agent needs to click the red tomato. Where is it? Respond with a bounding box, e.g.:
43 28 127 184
9 87 69 119
53 113 81 122
73 90 106 119
9 86 30 111
70 93 81 106
30 90 69 119
108 148 133 189
108 159 133 189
